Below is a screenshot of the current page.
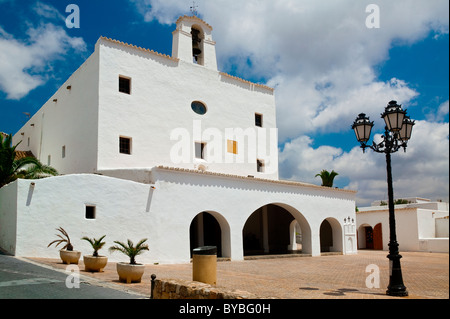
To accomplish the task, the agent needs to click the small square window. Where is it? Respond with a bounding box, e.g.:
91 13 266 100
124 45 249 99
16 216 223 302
255 113 263 127
119 76 131 94
195 142 206 159
120 137 132 155
257 159 265 173
227 140 238 154
85 206 96 219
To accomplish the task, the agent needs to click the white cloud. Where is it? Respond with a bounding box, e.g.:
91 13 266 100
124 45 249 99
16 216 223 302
280 120 449 206
131 0 448 136
424 100 449 122
131 0 449 205
0 3 86 100
130 0 186 24
33 1 65 21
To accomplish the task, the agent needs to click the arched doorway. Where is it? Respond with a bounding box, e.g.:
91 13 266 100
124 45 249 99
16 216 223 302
320 218 343 253
242 204 311 256
190 212 230 258
357 223 382 250
373 223 383 250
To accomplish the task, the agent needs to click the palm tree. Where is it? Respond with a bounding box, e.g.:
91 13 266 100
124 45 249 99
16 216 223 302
315 169 339 187
0 134 58 187
47 227 75 251
15 161 58 180
82 235 107 257
109 239 149 265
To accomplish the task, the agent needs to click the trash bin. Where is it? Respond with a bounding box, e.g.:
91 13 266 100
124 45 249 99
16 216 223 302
192 246 217 285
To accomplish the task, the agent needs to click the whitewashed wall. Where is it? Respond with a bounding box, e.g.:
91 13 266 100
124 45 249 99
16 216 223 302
0 181 18 254
357 207 449 252
0 171 356 264
97 38 278 180
13 17 277 181
13 52 100 175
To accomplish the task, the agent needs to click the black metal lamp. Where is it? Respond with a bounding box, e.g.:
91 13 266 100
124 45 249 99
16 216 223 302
352 100 414 297
399 116 415 143
352 113 374 146
382 100 406 132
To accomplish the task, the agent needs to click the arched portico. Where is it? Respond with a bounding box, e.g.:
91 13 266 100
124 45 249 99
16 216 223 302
189 211 231 258
319 217 343 254
242 203 312 256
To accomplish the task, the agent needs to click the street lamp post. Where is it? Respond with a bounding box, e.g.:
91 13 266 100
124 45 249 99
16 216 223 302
352 100 415 297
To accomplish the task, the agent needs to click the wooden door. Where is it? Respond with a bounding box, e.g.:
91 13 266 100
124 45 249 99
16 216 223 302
373 223 383 250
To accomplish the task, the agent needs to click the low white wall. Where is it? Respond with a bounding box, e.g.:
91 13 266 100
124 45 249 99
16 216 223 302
419 238 449 253
0 181 18 255
2 172 357 264
12 175 155 263
357 207 449 252
436 218 449 238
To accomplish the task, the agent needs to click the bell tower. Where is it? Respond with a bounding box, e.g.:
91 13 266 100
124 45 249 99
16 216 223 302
172 16 218 71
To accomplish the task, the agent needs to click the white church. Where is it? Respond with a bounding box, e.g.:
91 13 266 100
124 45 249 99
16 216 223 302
0 16 357 264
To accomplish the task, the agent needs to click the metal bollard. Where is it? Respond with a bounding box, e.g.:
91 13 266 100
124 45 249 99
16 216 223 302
150 274 156 299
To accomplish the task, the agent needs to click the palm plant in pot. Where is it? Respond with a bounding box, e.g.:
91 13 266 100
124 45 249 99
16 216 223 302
47 227 81 264
81 235 108 272
109 238 149 284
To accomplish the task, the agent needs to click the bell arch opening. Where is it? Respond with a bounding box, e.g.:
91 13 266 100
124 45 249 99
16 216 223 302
191 26 204 65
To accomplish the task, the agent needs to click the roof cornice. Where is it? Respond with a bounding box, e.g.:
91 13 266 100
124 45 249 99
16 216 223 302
155 166 357 194
98 37 180 62
176 15 213 31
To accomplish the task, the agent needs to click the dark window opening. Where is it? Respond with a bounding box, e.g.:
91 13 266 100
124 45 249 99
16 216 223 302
255 113 263 127
120 137 132 155
257 159 265 173
119 76 131 94
86 206 96 219
195 142 206 159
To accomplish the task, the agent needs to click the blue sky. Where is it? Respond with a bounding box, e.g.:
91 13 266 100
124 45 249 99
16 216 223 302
0 0 448 205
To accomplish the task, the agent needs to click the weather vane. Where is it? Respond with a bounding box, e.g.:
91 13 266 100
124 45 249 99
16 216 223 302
190 1 198 16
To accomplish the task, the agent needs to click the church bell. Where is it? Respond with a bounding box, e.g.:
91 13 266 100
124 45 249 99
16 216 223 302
191 28 202 61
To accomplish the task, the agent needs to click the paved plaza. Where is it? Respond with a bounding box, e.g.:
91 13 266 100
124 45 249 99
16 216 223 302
29 250 448 299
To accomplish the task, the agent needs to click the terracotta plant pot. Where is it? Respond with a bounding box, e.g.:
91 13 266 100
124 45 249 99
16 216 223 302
60 250 81 265
83 255 108 272
116 262 146 284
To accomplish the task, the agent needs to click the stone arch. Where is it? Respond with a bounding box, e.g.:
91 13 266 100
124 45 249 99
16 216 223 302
320 217 343 253
242 203 312 256
189 211 231 258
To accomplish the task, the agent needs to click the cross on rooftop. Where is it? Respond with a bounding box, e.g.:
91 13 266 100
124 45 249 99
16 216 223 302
190 1 198 16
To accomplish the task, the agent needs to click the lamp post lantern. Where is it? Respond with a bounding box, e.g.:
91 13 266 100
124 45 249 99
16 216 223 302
352 100 415 297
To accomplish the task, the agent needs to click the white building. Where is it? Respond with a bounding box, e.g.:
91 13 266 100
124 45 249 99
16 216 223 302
356 197 449 253
0 16 357 264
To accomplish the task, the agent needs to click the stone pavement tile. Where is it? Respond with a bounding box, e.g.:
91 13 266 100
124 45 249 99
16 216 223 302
27 250 448 299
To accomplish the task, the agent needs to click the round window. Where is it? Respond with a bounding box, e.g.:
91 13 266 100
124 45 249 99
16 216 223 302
191 101 207 115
